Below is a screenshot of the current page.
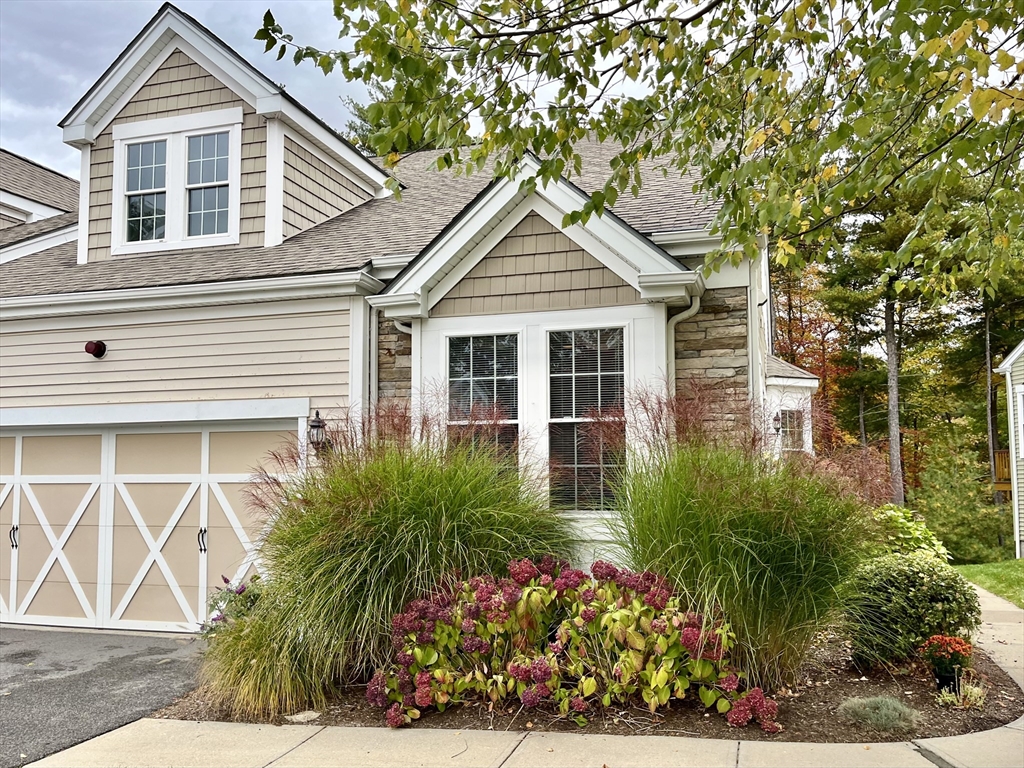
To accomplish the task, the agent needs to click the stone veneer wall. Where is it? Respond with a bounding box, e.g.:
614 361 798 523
377 315 412 404
673 287 751 432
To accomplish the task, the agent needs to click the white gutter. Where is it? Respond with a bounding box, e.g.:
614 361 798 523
0 270 384 320
666 295 701 394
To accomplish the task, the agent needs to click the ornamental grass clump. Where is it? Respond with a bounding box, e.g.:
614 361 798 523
369 558 782 733
200 415 574 718
838 696 920 733
610 442 873 691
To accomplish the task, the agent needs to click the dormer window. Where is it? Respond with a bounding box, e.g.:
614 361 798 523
111 108 242 256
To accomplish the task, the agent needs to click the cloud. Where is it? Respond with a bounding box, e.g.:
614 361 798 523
0 0 368 177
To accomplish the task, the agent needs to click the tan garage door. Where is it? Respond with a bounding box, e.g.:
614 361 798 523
0 424 294 632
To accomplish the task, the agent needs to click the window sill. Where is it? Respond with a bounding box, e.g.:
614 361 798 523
111 233 239 257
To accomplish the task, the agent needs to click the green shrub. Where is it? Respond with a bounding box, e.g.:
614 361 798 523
872 504 949 560
838 696 920 732
200 436 574 718
845 551 982 665
369 558 781 733
909 433 1014 564
610 443 873 691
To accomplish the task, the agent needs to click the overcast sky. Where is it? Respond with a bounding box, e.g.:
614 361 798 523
0 0 367 178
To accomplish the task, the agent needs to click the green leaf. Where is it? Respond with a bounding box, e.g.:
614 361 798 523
698 686 719 708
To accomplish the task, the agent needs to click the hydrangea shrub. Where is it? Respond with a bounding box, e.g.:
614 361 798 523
367 558 781 732
872 504 950 561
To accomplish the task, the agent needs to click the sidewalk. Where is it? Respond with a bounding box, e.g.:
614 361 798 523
28 587 1024 768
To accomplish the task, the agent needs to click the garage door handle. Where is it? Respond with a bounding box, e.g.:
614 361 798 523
9 525 17 550
197 527 207 554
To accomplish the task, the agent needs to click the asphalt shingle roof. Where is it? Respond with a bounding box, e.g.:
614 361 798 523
0 149 80 212
0 211 78 249
766 355 819 380
0 142 719 299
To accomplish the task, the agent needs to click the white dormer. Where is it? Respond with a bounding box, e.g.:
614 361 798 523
59 3 390 264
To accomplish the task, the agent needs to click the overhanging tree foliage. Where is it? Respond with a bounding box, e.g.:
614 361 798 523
256 0 1024 293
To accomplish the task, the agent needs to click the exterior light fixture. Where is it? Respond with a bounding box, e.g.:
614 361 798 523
772 412 782 435
307 410 328 454
85 341 107 359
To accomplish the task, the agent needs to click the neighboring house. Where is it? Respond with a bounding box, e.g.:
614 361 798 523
0 3 818 633
994 338 1024 559
0 150 80 264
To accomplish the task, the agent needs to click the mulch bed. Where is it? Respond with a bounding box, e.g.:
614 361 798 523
154 633 1023 743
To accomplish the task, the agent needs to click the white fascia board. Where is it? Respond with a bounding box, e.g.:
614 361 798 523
0 398 310 429
636 271 705 302
0 271 384 321
366 291 425 319
995 339 1024 374
259 94 389 193
767 376 820 390
264 118 285 248
0 191 67 221
0 225 78 264
63 7 276 142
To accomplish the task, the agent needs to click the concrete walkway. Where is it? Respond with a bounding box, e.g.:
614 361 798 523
27 587 1024 768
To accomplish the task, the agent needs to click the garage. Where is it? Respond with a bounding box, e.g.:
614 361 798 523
1 418 298 632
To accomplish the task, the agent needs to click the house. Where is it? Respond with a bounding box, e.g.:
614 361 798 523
0 3 817 633
994 338 1024 559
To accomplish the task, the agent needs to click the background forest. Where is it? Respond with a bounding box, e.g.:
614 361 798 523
772 194 1023 563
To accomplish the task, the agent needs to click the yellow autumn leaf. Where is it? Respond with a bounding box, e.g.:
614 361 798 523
746 128 768 153
822 164 838 182
778 238 796 255
780 118 792 136
995 234 1010 248
997 50 1016 72
917 37 946 59
969 88 999 121
808 117 821 131
790 198 803 217
949 21 973 54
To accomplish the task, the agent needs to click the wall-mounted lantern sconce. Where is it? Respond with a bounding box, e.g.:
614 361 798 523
772 412 782 436
307 410 328 455
85 341 107 359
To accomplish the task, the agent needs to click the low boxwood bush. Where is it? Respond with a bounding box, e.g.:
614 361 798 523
369 558 782 733
872 504 949 561
610 443 873 691
845 551 982 665
200 434 574 718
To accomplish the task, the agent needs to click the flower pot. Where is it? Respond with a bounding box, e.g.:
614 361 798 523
935 671 959 694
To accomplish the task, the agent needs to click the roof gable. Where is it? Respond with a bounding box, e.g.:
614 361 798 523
60 3 388 192
995 337 1024 374
371 155 703 319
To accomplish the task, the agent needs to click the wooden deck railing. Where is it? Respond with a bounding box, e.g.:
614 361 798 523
995 449 1011 486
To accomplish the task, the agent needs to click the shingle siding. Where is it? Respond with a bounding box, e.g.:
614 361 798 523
431 213 640 317
282 137 370 237
87 49 267 261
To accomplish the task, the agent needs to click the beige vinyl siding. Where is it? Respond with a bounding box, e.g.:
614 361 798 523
431 213 641 317
1014 356 1024 555
87 49 267 261
0 299 349 410
0 213 23 229
282 137 370 238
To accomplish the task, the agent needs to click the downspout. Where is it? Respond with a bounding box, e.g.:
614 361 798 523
393 319 413 335
666 295 701 395
369 306 379 405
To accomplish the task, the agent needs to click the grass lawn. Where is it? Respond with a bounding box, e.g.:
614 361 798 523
955 560 1024 609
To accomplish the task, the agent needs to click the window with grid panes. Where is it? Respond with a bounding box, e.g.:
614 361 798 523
448 335 519 452
780 409 805 452
548 328 625 510
125 140 167 242
186 132 230 236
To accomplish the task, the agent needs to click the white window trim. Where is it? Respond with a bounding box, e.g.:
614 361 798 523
418 304 666 511
110 108 243 256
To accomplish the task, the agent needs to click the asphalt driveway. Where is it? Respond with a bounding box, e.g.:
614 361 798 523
0 626 200 768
